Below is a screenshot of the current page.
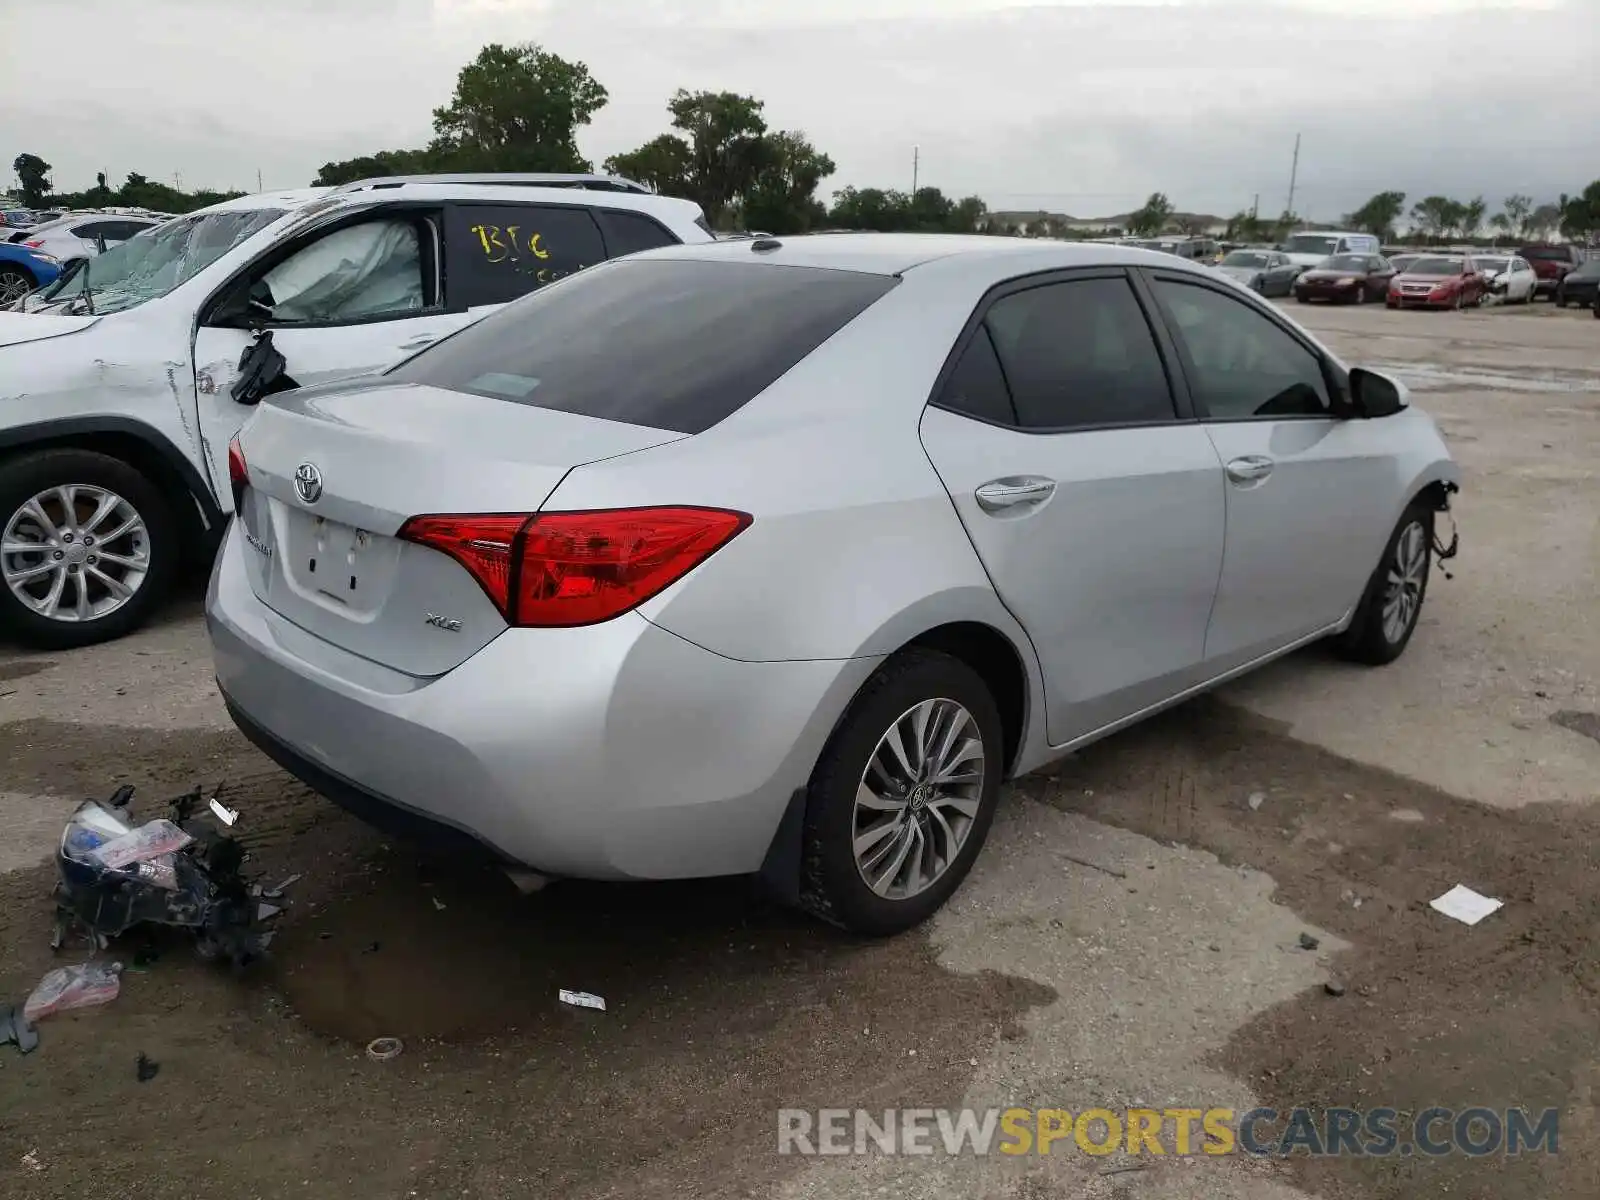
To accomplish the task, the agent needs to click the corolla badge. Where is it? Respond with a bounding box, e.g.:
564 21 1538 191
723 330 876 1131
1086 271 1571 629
293 462 323 505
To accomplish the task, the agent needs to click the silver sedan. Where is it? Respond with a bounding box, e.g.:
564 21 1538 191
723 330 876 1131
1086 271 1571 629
209 234 1461 935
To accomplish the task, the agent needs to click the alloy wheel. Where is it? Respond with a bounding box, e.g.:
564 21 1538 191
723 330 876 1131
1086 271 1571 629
0 270 31 307
1381 520 1428 644
852 697 986 901
1 485 151 623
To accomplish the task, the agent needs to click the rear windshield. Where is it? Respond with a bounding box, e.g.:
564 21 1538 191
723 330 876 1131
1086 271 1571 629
390 257 898 434
1520 246 1572 261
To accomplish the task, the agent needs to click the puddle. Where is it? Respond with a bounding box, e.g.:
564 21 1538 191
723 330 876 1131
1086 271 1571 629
1378 361 1600 395
0 660 53 683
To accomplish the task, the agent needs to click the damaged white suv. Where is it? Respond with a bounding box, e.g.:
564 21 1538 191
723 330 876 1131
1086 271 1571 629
0 175 711 648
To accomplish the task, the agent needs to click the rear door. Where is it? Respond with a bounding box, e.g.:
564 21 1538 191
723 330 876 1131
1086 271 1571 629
1142 270 1399 670
192 208 478 508
918 268 1227 746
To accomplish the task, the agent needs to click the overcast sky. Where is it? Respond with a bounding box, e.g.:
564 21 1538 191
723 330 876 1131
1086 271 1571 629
4 0 1594 220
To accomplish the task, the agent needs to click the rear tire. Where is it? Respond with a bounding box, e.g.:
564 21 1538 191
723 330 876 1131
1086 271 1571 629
799 649 1005 936
1331 503 1433 666
0 449 178 650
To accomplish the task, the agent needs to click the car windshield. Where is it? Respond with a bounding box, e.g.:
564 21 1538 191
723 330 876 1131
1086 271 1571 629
1406 257 1465 277
1320 255 1368 271
34 207 286 315
1284 234 1341 256
1221 251 1269 267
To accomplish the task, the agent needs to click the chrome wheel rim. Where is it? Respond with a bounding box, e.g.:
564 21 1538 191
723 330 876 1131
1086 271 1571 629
0 272 31 306
852 697 986 901
1381 520 1428 644
2 485 150 623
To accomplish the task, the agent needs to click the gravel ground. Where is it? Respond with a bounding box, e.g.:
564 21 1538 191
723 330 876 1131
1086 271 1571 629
0 300 1596 1200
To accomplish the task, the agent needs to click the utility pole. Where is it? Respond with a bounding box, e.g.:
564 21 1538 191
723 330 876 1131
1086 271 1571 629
1251 193 1259 220
912 146 919 195
1285 133 1301 225
174 171 183 192
257 168 263 192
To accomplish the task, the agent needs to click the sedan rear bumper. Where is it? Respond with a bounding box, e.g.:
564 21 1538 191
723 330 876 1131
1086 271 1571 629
206 525 878 881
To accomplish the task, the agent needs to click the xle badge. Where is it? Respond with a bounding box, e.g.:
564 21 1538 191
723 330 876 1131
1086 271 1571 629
425 613 463 632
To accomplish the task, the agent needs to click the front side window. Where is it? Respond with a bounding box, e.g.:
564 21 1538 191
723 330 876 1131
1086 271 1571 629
33 206 286 315
444 204 606 307
982 277 1176 429
1152 279 1330 420
259 219 426 324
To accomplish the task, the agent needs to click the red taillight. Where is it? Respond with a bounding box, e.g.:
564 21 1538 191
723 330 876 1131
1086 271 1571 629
398 506 752 628
22 239 43 248
227 437 248 510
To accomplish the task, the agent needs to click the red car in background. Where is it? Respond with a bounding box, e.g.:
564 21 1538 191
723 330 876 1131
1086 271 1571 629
1387 256 1486 310
1519 244 1585 298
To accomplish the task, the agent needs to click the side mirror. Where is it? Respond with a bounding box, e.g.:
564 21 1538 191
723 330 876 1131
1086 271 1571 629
230 330 288 406
1349 367 1406 419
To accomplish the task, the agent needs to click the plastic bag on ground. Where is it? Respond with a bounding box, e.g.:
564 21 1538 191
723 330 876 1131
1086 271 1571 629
91 819 193 870
23 962 123 1022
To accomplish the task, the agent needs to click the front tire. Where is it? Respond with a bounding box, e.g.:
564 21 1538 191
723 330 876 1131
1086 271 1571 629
0 449 178 650
799 649 1004 936
1332 504 1433 666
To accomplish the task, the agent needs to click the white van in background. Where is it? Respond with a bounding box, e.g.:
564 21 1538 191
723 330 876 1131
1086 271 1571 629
1281 230 1381 270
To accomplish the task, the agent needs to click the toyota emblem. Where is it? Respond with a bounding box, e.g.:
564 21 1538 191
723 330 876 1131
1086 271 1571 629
293 462 323 505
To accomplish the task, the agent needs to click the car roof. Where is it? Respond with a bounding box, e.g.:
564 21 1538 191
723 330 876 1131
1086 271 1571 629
187 181 703 224
636 232 1222 278
23 211 168 234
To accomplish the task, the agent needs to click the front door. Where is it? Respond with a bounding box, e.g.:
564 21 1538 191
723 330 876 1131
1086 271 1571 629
918 270 1227 746
191 213 479 509
1142 272 1400 671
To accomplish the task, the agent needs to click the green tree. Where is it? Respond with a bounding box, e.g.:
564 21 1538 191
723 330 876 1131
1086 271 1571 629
603 134 692 195
1526 202 1562 241
1409 196 1456 240
1347 190 1406 239
1558 181 1600 241
737 131 835 234
429 42 608 173
1126 192 1174 237
1459 195 1487 238
949 195 988 234
1225 210 1267 242
828 186 911 231
12 153 51 207
1492 193 1533 240
313 148 443 187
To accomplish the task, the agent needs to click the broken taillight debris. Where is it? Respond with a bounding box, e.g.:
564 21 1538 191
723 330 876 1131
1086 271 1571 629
398 506 752 627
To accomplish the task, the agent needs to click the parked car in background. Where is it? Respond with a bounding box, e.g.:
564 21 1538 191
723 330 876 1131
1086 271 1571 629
210 233 1460 936
0 174 711 649
1519 243 1584 298
1553 257 1600 308
0 242 62 305
1126 236 1217 262
1475 255 1539 304
7 213 164 265
0 209 38 231
1387 256 1485 310
1214 248 1300 296
1280 230 1382 270
1293 253 1396 304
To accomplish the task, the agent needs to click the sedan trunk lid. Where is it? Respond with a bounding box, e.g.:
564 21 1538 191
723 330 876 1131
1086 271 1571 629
233 378 685 676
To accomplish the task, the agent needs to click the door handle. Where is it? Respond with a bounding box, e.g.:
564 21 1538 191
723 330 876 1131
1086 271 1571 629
398 334 438 351
974 476 1056 513
1225 455 1274 485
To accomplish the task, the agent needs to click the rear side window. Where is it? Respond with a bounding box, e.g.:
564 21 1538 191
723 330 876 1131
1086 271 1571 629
980 277 1176 429
595 209 679 257
391 258 897 435
936 327 1017 426
444 204 605 308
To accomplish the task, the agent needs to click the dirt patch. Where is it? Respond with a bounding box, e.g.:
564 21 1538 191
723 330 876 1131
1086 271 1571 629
1550 710 1600 745
1028 697 1600 1200
0 660 52 684
0 718 1053 1200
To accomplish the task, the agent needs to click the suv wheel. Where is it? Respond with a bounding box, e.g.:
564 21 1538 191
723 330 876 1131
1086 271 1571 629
0 449 178 650
799 649 1004 936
